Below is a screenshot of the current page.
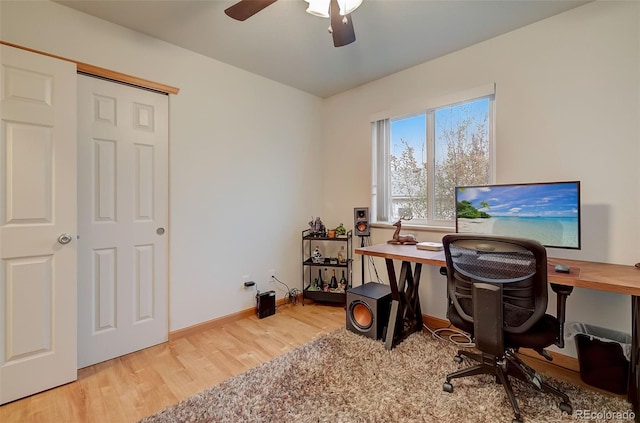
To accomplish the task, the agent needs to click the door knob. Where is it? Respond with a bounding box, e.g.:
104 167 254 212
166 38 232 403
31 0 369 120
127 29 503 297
156 227 165 235
57 233 73 245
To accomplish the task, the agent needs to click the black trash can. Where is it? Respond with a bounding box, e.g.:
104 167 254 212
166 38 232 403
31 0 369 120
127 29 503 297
570 323 631 395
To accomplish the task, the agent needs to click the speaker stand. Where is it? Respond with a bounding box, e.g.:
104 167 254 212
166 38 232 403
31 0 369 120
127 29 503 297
358 235 369 285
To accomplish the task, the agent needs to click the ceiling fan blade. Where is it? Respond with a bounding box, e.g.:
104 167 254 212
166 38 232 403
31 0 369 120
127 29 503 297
330 0 356 47
224 0 277 21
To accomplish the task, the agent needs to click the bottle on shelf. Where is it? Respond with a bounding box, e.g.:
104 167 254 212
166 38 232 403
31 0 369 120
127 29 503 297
322 269 330 292
339 270 348 291
318 269 325 291
330 270 338 290
337 246 347 264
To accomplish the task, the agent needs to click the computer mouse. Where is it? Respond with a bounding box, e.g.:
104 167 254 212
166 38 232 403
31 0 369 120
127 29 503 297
554 264 570 273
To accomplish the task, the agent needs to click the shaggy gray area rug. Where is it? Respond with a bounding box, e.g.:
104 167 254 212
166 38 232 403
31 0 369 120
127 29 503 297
140 328 632 422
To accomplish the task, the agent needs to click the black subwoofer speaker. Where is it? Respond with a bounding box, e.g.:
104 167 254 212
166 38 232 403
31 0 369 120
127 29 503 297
346 282 391 340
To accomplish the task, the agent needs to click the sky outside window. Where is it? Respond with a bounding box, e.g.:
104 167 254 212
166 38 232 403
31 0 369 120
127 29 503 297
391 97 489 164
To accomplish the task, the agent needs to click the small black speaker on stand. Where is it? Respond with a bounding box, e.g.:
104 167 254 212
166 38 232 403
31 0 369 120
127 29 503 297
354 207 370 237
354 207 370 284
346 282 391 340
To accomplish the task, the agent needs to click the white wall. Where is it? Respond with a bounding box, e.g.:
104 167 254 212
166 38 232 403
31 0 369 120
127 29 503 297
322 0 640 343
1 0 325 331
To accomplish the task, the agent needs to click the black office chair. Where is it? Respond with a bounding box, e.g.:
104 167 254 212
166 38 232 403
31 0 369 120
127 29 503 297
441 234 573 423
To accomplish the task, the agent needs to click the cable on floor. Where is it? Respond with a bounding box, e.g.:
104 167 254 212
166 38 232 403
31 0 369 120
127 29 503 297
423 322 475 348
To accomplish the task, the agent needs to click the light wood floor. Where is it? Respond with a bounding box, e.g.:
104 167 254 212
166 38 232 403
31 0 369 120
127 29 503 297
0 303 345 423
0 303 621 423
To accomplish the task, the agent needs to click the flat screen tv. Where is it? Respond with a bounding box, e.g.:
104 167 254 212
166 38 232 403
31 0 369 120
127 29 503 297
455 181 581 249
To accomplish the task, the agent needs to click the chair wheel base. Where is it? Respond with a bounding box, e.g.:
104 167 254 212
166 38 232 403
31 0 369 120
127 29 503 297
559 402 572 415
443 381 454 393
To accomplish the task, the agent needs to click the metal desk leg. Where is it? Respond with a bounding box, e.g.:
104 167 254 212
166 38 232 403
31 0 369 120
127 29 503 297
385 299 399 350
383 258 424 350
384 258 400 350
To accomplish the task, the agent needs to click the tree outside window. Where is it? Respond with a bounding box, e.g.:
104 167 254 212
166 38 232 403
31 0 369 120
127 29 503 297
380 96 493 226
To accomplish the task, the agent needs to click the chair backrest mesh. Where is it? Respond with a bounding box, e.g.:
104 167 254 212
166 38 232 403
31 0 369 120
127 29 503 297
443 234 548 334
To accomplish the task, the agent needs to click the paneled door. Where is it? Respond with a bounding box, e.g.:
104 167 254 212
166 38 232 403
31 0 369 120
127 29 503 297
0 45 78 404
77 75 168 368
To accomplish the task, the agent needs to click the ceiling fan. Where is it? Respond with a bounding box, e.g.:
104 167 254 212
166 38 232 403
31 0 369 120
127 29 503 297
224 0 359 47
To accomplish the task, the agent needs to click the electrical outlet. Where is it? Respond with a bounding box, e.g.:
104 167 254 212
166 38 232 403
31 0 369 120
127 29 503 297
267 269 276 281
242 274 251 288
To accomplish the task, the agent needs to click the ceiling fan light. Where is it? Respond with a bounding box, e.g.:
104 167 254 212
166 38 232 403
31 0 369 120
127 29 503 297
305 0 331 18
337 0 363 15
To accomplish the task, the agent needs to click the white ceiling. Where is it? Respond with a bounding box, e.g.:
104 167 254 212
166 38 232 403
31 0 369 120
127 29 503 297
54 0 589 98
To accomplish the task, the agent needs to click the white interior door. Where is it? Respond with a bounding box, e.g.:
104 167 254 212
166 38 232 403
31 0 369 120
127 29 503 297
0 45 77 404
77 75 168 368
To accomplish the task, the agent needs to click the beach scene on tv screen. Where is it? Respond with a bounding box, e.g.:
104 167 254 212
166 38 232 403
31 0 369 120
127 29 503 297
456 183 580 248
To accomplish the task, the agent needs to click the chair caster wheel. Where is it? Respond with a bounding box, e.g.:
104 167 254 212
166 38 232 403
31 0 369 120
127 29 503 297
512 418 523 423
453 355 463 363
443 382 453 393
559 402 572 415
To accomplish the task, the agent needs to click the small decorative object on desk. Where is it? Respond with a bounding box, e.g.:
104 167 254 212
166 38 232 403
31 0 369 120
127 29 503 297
327 229 336 238
387 216 418 245
312 247 323 263
335 223 346 236
308 216 327 237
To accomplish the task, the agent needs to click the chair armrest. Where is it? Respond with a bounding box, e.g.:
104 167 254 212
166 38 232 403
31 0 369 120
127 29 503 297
550 283 574 348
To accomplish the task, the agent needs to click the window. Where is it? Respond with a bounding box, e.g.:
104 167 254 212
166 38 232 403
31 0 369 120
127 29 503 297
372 88 495 227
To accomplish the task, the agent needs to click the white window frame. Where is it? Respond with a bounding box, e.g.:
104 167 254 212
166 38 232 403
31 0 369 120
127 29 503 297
371 84 496 228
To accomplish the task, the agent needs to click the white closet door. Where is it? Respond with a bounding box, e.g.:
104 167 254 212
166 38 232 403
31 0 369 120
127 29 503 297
77 75 168 368
0 45 78 405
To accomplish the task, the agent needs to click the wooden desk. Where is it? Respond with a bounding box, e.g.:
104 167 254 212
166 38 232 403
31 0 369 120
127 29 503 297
355 243 640 415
